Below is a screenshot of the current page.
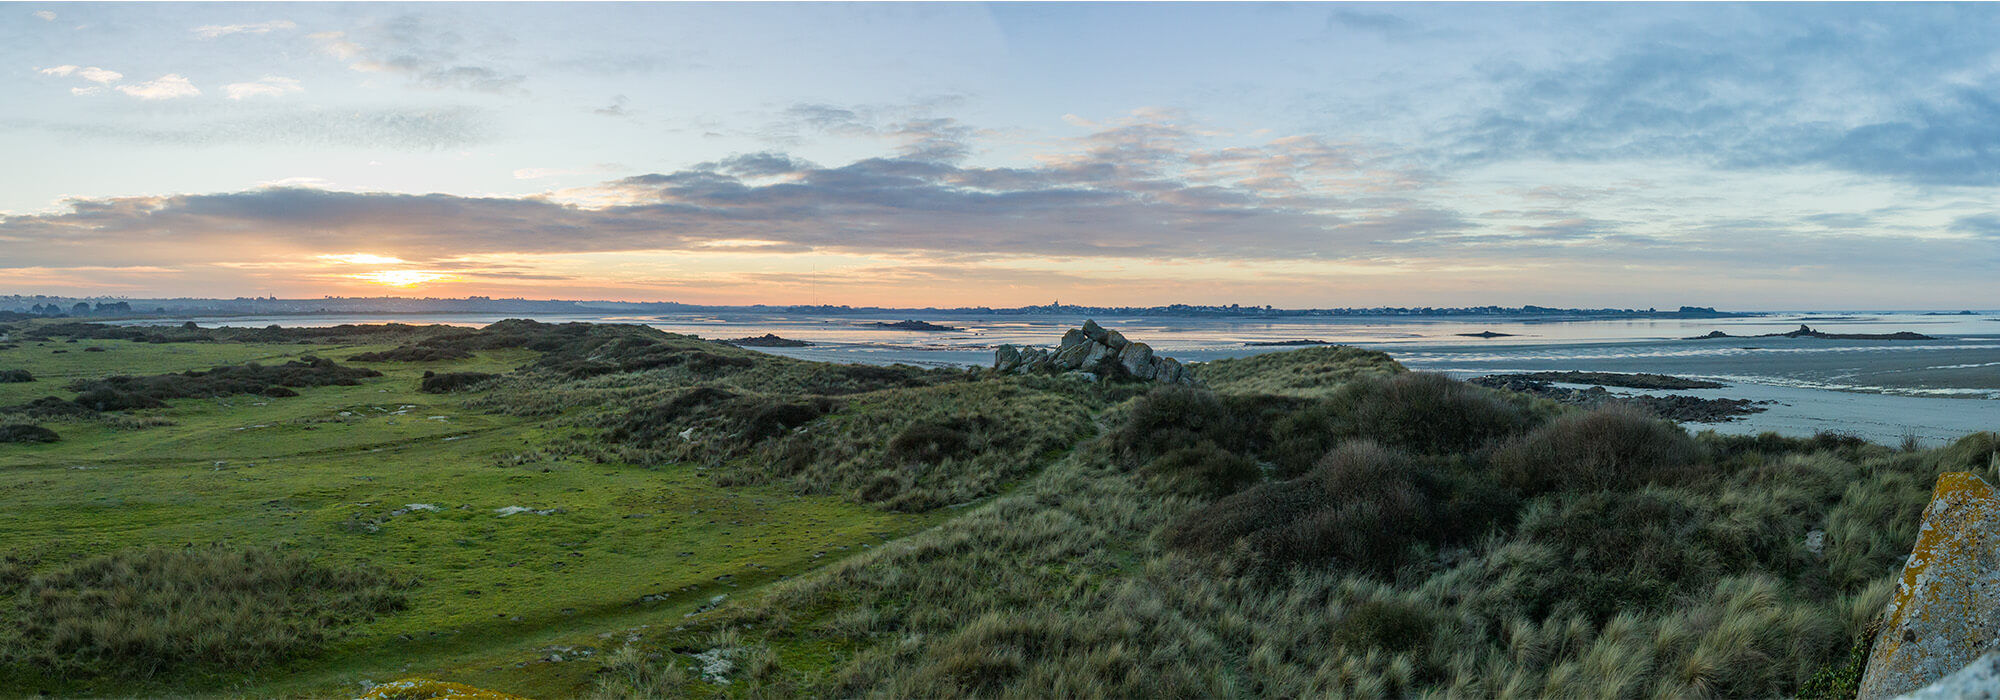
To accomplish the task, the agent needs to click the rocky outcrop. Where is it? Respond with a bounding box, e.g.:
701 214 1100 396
1686 325 1936 341
1859 472 2000 699
1467 375 1765 423
993 320 1197 384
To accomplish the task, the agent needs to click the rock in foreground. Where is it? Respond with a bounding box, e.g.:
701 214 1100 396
1859 472 2000 699
993 320 1197 384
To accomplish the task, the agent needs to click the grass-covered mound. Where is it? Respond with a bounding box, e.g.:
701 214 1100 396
1197 345 1403 397
600 380 1095 511
0 546 412 680
591 349 2000 699
0 424 59 444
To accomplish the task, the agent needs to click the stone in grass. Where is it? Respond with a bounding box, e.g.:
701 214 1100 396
1858 472 2000 699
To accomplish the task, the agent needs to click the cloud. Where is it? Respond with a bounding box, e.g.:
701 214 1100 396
308 31 363 60
115 74 200 100
40 65 122 84
33 10 55 21
312 16 526 93
194 20 297 39
223 76 304 100
9 106 492 149
1445 6 2000 186
0 115 1459 270
594 95 631 117
1324 9 1413 36
1949 213 2000 237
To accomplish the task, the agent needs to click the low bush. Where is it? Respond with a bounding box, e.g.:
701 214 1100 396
67 357 382 411
1140 442 1261 499
0 424 59 443
4 396 97 420
348 346 474 362
1169 441 1430 574
1492 403 1703 496
886 421 975 464
419 371 501 394
1107 385 1251 460
0 369 31 383
2 546 413 679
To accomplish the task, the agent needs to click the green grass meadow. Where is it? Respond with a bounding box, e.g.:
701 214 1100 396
0 334 939 698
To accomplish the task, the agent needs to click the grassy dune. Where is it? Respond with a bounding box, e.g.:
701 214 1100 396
2 320 1995 698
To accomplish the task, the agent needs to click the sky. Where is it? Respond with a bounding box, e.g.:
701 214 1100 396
3 2 1998 310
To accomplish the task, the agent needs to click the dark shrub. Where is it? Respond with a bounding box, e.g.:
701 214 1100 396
1142 442 1261 499
0 369 32 383
419 371 501 394
8 396 95 419
82 346 105 353
5 546 411 678
1335 372 1536 455
1109 385 1246 460
0 424 59 443
349 345 474 362
262 386 299 398
1169 441 1432 574
69 356 381 407
887 422 974 464
72 388 165 411
1332 600 1435 653
738 400 832 441
1492 403 1703 496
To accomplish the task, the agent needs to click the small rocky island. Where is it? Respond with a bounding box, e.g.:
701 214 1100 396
864 320 963 332
1457 331 1517 338
1470 373 1763 423
994 320 1197 384
724 333 812 347
1686 324 1935 341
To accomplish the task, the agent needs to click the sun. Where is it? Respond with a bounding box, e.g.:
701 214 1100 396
350 270 457 288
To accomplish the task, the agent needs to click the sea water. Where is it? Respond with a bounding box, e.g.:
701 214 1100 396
116 310 2000 445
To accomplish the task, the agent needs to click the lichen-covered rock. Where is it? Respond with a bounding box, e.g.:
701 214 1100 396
1081 319 1110 343
1859 472 2000 699
990 321 1196 385
1120 342 1156 380
994 345 1022 373
1895 652 2000 700
1101 329 1130 350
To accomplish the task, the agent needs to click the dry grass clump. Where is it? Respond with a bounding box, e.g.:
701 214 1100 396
1493 403 1703 496
0 546 412 679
